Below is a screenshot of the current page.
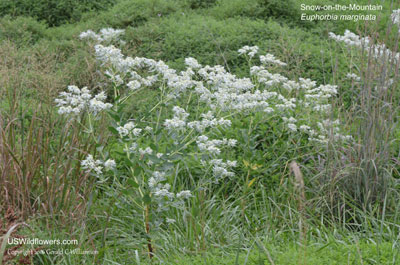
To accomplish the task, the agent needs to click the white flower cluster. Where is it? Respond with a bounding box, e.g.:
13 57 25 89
251 66 288 87
195 65 285 112
55 85 112 116
104 159 116 171
94 45 124 68
208 159 237 182
329 29 400 63
392 9 400 28
187 111 231 132
81 155 115 175
86 31 300 119
139 147 153 156
116 121 142 137
164 106 190 131
149 171 173 200
196 135 237 156
79 29 353 147
282 80 300 92
295 118 352 144
148 171 192 216
238 45 259 58
93 44 199 95
301 80 337 113
78 29 354 192
79 28 125 44
164 107 232 133
185 57 202 69
305 84 337 100
260 53 287 66
346 73 361 81
317 119 353 143
283 117 298 132
105 70 124 86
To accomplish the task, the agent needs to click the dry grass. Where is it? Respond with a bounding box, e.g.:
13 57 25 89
0 40 102 223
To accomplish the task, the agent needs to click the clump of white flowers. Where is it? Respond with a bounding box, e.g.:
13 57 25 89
88 28 350 144
148 171 192 225
81 155 103 175
251 66 288 87
78 28 354 151
164 106 190 132
391 9 400 28
329 28 400 63
104 159 116 171
208 159 237 182
185 57 202 69
55 85 112 116
238 45 259 58
187 111 231 133
196 135 237 156
81 155 115 175
346 73 361 82
116 121 142 137
259 53 287 66
80 28 125 44
283 117 298 132
93 43 199 97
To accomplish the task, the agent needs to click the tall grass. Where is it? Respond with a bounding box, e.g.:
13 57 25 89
312 13 400 229
0 41 102 223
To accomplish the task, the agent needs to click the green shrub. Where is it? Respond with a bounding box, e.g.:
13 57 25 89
208 0 313 28
0 0 116 26
79 0 183 29
0 16 48 46
208 0 260 20
257 0 300 21
126 14 276 72
185 0 217 9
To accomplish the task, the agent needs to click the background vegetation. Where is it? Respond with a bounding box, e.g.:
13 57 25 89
1 0 400 264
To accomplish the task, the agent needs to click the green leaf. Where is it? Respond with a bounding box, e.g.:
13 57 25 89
148 155 161 163
170 154 182 161
124 158 134 167
134 166 142 176
108 112 120 122
127 178 139 188
108 126 119 135
117 103 127 113
142 194 151 205
121 188 133 196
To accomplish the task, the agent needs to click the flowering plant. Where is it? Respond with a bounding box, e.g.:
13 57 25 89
54 27 355 257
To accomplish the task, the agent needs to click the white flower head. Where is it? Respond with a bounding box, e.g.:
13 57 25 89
176 190 192 199
391 9 400 27
259 53 287 66
81 155 103 175
104 159 116 171
238 45 259 58
55 86 112 117
185 57 202 69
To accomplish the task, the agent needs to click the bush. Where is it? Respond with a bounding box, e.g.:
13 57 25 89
208 0 313 28
126 14 277 72
185 0 217 9
0 16 48 46
72 0 184 30
0 0 116 26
